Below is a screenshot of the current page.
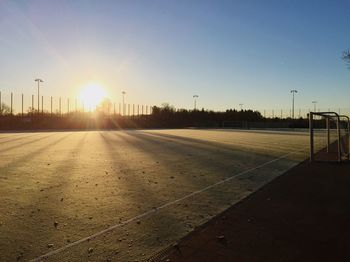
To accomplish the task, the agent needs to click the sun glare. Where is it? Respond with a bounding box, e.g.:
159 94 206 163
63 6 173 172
79 84 107 109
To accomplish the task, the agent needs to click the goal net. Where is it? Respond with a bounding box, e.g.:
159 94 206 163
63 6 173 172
309 112 349 162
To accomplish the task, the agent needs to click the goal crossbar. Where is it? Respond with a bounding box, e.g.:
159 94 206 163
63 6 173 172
309 112 350 162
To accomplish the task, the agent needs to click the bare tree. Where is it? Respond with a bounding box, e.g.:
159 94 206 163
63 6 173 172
0 103 11 115
343 50 350 68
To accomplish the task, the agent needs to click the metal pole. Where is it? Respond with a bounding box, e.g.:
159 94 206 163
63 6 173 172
67 98 70 114
128 104 130 116
337 116 341 162
10 92 13 115
133 104 135 116
326 117 330 153
122 91 126 116
51 96 52 116
138 105 139 116
37 81 40 112
114 102 116 116
41 96 43 114
309 112 314 162
0 91 2 113
21 93 24 116
119 103 121 115
32 95 34 113
290 90 297 119
292 92 294 118
59 97 61 116
348 118 350 161
75 98 77 112
193 95 199 110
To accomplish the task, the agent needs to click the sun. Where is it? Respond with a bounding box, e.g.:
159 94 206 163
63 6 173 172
79 83 107 109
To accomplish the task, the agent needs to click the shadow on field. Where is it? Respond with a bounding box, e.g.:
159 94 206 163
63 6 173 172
0 132 57 154
95 130 296 254
120 130 277 173
0 133 40 145
98 131 193 255
0 132 79 261
138 130 306 155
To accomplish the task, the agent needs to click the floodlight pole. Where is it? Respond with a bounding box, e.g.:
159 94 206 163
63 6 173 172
122 91 126 116
35 78 44 113
193 95 199 110
312 101 317 112
290 90 297 119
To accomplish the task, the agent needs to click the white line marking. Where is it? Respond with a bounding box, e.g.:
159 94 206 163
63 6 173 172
30 147 306 261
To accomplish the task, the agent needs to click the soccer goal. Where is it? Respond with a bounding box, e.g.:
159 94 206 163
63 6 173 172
309 112 350 162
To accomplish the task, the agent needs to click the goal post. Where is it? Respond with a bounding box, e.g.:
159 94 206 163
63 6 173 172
309 112 350 163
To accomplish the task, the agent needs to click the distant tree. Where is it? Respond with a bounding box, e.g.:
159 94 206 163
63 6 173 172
343 50 350 68
98 98 112 115
160 103 175 112
0 103 11 115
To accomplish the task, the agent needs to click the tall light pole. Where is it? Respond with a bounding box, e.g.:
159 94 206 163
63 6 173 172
290 90 297 119
312 101 317 112
239 103 243 111
193 95 199 110
35 78 44 112
122 91 126 116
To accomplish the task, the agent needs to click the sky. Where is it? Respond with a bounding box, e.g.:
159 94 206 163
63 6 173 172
0 0 349 112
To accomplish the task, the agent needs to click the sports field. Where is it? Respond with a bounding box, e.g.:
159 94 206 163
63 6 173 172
0 129 322 261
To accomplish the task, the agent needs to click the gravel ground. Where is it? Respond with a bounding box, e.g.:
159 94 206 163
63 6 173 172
0 129 322 261
161 155 350 262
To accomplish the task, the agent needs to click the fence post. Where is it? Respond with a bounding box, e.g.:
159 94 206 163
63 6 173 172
337 116 341 162
10 92 13 115
326 117 330 153
309 112 314 162
32 95 34 114
22 93 24 116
